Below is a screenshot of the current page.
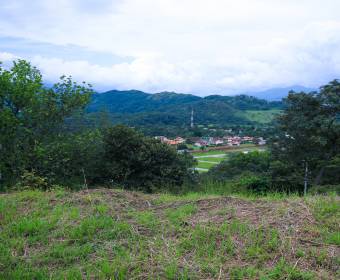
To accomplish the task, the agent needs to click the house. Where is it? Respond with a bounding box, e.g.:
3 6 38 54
174 137 185 144
258 137 266 145
155 136 169 143
194 140 208 147
167 140 179 145
223 136 241 146
242 136 254 142
156 136 186 146
211 137 224 145
230 140 241 146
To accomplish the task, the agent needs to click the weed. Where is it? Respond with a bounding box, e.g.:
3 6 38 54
165 203 197 226
132 210 160 229
296 248 305 258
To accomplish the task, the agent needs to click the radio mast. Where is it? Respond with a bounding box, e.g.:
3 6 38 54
190 108 194 128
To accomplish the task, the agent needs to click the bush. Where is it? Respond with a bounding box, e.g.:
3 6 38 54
309 185 340 195
236 173 271 193
103 125 195 192
208 151 270 180
15 171 50 190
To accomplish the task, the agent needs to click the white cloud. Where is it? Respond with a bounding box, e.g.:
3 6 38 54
0 51 20 61
0 0 340 94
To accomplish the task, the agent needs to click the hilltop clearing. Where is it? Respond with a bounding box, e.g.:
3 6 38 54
1 189 339 279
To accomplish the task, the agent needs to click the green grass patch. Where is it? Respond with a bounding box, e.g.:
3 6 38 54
165 203 197 226
130 210 160 229
196 161 218 169
0 189 338 279
196 156 227 163
243 109 282 124
192 150 227 157
308 195 340 245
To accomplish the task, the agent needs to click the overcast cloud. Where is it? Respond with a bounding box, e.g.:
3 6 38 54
0 0 339 94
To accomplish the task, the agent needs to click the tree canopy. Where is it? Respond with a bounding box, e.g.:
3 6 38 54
0 60 93 186
270 80 340 190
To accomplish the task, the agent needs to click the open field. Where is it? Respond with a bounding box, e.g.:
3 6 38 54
0 189 339 279
243 109 282 124
196 157 226 163
193 145 267 172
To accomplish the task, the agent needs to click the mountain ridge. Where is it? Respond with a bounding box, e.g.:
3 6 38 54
243 85 316 101
86 89 284 133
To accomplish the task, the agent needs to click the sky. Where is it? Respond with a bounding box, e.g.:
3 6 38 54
0 0 340 95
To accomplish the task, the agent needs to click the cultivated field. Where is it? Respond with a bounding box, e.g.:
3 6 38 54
0 189 339 279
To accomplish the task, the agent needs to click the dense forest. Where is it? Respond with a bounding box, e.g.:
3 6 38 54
1 60 339 194
85 89 283 136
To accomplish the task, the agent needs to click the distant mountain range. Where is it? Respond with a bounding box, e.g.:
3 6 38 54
243 85 316 101
86 90 283 132
83 85 317 135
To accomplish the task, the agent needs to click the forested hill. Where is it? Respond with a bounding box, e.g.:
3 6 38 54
86 90 283 130
87 90 282 113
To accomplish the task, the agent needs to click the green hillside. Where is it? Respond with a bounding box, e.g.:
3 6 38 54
86 90 283 129
243 109 282 124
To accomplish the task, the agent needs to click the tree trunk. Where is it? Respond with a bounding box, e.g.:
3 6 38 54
304 161 308 196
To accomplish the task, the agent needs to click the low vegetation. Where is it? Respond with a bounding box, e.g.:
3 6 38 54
0 188 339 279
243 109 281 124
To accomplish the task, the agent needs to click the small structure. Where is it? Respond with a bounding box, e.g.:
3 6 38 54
174 137 185 144
155 136 169 143
257 137 267 145
194 140 208 147
210 137 224 145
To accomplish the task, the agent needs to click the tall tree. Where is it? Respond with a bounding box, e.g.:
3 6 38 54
271 80 340 191
0 60 93 186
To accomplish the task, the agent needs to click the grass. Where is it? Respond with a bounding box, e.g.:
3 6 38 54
0 188 339 279
243 109 282 124
307 194 340 246
193 145 267 171
192 144 266 157
196 161 218 169
197 156 227 163
193 150 227 157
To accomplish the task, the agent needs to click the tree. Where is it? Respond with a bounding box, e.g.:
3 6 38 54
103 125 195 192
32 130 104 186
0 60 93 187
208 151 270 180
207 151 271 192
270 80 340 192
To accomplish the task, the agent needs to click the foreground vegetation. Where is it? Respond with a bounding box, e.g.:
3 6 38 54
1 60 339 279
1 60 339 195
0 188 339 279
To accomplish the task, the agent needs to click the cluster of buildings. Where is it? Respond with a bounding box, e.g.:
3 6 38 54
155 136 186 145
155 135 266 147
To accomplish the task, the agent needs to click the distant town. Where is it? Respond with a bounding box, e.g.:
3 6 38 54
155 135 267 150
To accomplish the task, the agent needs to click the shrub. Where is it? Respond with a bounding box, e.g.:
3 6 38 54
208 151 270 180
103 125 195 192
309 185 340 195
15 171 50 190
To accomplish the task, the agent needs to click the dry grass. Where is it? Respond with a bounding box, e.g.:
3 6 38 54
0 188 339 279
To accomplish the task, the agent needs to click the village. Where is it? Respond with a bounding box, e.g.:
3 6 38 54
155 135 267 150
